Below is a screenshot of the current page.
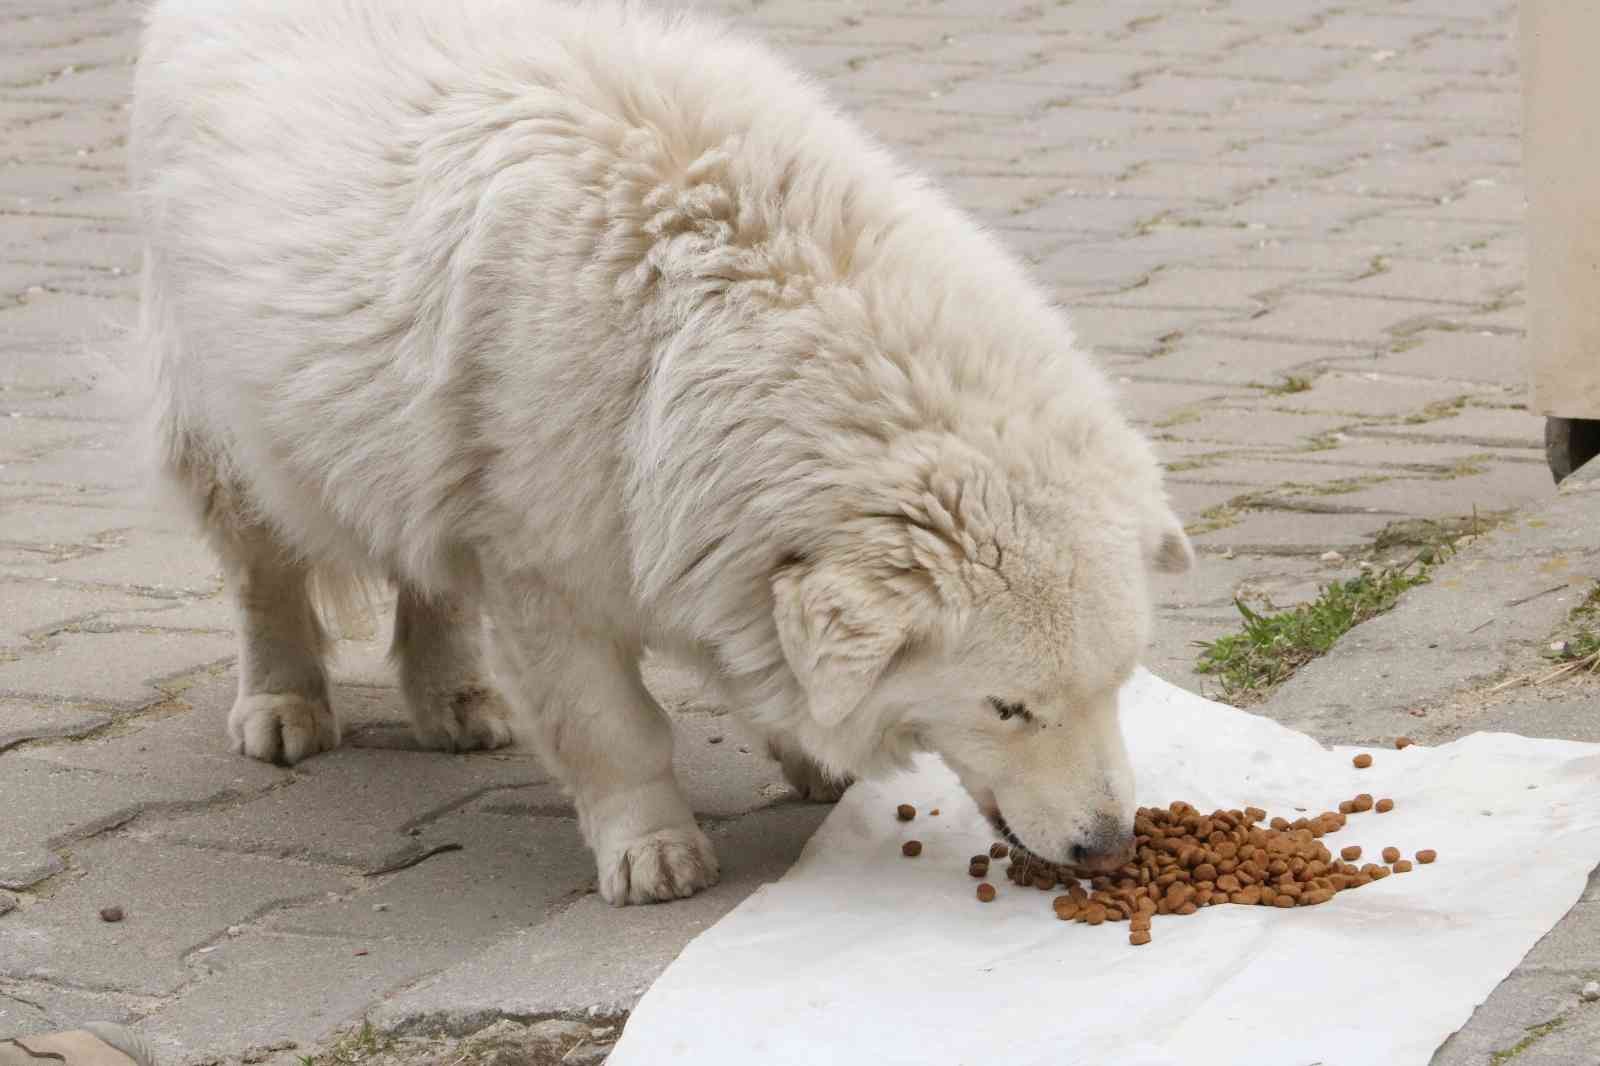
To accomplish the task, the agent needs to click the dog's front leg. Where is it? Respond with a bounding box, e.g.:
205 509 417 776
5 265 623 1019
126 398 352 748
483 581 719 905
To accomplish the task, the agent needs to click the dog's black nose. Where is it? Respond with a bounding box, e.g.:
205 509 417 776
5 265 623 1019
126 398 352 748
1071 813 1134 871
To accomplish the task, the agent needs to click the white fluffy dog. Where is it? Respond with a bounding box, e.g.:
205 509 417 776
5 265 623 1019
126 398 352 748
132 0 1193 904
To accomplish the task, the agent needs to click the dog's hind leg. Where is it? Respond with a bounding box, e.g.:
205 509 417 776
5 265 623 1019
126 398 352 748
392 585 514 752
483 581 718 906
216 513 340 765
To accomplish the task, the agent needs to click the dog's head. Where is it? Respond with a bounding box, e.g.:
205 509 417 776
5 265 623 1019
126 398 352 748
771 466 1191 870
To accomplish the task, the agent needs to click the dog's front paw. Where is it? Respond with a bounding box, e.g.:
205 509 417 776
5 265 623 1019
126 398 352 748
412 685 514 752
772 740 853 802
229 692 339 765
596 824 720 906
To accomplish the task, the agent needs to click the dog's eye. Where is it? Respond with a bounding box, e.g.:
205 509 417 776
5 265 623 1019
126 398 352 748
987 697 1032 723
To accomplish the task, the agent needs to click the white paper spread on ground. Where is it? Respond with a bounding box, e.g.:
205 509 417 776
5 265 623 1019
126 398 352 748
608 671 1600 1066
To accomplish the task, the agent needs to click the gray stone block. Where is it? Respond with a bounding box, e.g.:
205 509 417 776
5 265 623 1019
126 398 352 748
151 745 552 870
0 699 110 751
0 835 348 994
370 804 829 1034
273 813 591 943
0 759 174 890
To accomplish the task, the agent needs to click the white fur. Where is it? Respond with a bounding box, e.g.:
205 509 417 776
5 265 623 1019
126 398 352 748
132 0 1192 902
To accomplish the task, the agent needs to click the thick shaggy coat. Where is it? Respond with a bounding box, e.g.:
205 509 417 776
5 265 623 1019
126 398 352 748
133 0 1193 903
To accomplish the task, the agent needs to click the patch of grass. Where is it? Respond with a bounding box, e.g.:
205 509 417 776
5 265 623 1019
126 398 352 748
299 1022 389 1066
1262 375 1313 395
1489 1016 1566 1065
1184 502 1243 536
1195 562 1431 706
1154 407 1203 429
1401 395 1469 424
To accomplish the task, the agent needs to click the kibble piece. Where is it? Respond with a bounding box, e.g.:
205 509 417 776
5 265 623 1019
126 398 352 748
1416 849 1437 864
929 809 940 816
976 883 996 902
1375 798 1394 814
1353 753 1373 769
1084 904 1107 926
1244 807 1267 822
98 906 124 923
1353 794 1374 813
902 840 922 857
1392 860 1413 873
1033 874 1055 891
896 804 916 822
990 843 1009 859
968 863 987 879
1381 847 1400 864
1130 913 1151 932
1338 800 1355 814
1396 737 1414 750
1129 930 1151 946
1340 845 1362 861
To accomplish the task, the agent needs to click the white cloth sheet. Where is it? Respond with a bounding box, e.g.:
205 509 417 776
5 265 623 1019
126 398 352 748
608 671 1600 1065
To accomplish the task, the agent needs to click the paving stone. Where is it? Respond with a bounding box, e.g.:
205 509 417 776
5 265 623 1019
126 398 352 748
1200 292 1448 347
1130 335 1337 386
0 579 153 646
0 698 109 751
1155 408 1352 448
272 813 592 943
1268 371 1507 418
14 673 294 793
151 745 552 870
0 758 177 890
0 981 148 1033
0 628 236 706
1186 508 1391 553
1431 973 1593 1066
1061 304 1240 356
368 805 830 1030
4 528 225 596
1347 404 1542 450
0 835 349 996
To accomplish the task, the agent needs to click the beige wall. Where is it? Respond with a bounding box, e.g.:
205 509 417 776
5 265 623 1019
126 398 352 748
1523 1 1600 417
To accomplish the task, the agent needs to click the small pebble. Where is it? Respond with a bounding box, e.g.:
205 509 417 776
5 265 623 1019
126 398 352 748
1581 980 1600 1003
1320 550 1344 563
902 840 922 857
372 903 389 912
354 949 368 957
98 906 124 923
896 804 916 822
707 735 723 745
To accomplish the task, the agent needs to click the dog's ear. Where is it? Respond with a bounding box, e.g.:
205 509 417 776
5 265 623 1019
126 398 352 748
772 557 911 729
1149 505 1195 574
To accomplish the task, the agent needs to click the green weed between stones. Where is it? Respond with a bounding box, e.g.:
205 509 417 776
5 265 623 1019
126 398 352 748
1489 1016 1567 1065
1195 563 1430 706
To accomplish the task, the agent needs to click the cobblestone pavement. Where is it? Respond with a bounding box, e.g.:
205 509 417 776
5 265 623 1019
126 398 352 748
2 0 1583 1063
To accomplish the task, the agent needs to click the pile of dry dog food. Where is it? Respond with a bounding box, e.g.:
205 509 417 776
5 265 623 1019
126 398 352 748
898 744 1437 947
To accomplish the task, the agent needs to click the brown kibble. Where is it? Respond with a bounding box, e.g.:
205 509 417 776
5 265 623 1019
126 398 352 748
896 804 916 821
1273 896 1296 909
1353 753 1373 768
1416 849 1437 864
1396 737 1414 750
1033 874 1055 891
970 854 991 867
1340 845 1362 861
902 840 922 857
1085 904 1107 926
1393 860 1413 873
1244 807 1266 822
1130 930 1152 946
1338 800 1355 814
1270 817 1290 831
976 883 996 902
929 809 940 816
1381 847 1400 864
98 906 124 923
990 843 1010 859
969 864 987 879
1376 798 1394 814
1130 913 1151 932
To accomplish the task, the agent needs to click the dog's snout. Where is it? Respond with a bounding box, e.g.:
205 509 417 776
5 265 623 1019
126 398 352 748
1071 812 1134 872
